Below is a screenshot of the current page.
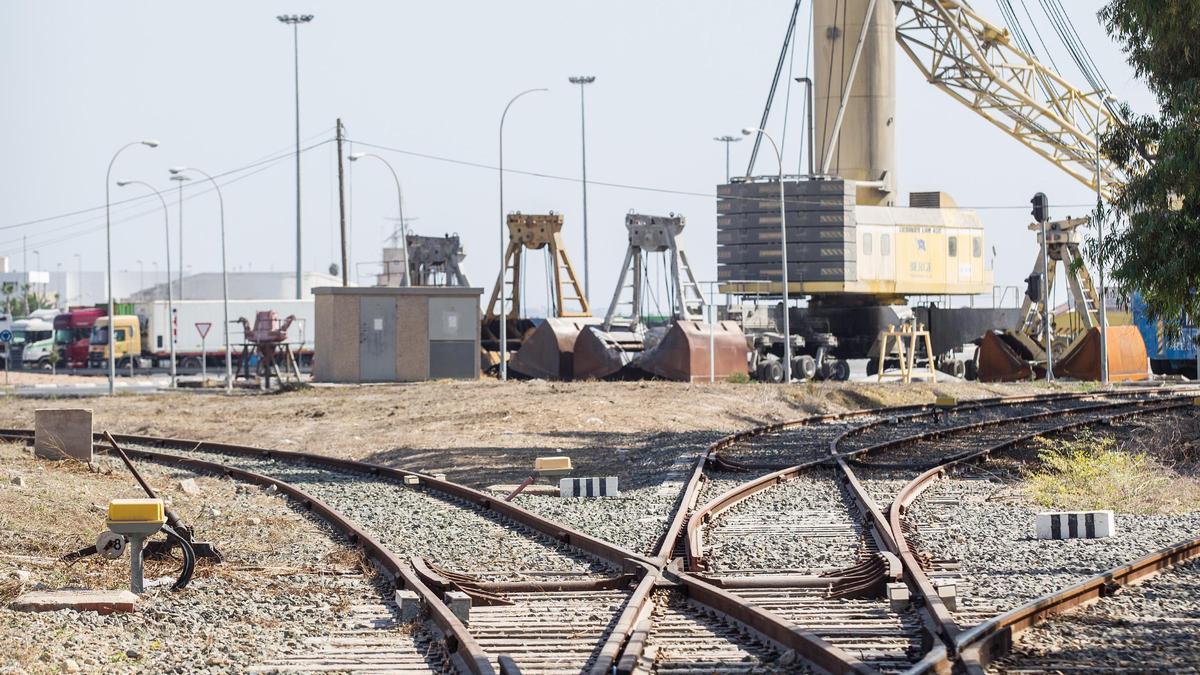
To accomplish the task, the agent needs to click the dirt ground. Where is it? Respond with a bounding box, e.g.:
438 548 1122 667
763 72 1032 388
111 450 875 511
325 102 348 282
0 442 395 673
0 379 1082 488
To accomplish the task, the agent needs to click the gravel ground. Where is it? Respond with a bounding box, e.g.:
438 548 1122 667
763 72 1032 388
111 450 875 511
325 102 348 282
907 470 1200 627
122 446 615 580
705 469 865 574
511 456 697 557
990 557 1200 673
0 443 444 674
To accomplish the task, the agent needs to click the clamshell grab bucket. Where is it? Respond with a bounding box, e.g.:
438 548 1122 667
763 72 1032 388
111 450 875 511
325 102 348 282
637 320 750 383
573 326 647 380
1054 325 1149 382
507 317 600 381
977 330 1036 382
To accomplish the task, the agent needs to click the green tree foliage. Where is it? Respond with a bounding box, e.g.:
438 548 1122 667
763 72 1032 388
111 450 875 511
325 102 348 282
1098 0 1200 335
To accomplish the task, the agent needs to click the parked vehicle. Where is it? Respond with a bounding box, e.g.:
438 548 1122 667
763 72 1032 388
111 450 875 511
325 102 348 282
7 318 53 369
88 300 315 369
1131 293 1198 379
54 307 106 368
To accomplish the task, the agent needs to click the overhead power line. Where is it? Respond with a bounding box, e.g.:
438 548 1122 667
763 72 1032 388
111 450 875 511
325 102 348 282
346 137 1099 212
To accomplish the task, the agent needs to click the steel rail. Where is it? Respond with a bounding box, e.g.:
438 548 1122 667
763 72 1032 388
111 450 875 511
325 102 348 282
0 428 655 574
949 535 1200 675
673 388 1195 674
28 436 496 675
846 396 1178 467
0 427 660 675
829 387 1197 459
886 397 1195 669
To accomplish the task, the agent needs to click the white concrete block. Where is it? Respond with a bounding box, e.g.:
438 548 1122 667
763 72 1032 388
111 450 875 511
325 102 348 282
886 582 910 611
403 475 420 486
394 589 422 622
1035 510 1115 540
445 591 471 625
935 581 957 612
559 477 619 498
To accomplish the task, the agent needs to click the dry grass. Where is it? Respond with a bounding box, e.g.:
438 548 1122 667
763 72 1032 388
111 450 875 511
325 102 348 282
1025 431 1200 514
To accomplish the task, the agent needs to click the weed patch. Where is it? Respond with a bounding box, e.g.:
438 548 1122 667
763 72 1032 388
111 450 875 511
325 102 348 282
1025 431 1200 514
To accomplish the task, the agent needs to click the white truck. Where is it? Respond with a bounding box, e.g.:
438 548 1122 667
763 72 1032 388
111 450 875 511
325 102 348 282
7 317 54 369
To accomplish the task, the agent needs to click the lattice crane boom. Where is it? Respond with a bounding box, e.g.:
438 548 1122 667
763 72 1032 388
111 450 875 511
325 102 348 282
894 0 1122 197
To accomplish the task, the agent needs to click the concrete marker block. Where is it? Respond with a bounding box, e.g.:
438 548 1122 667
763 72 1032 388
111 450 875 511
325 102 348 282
444 591 471 625
934 581 957 612
394 589 422 622
431 473 446 481
403 475 420 486
12 590 137 614
34 409 93 462
559 477 619 498
886 582 910 611
1035 510 1115 540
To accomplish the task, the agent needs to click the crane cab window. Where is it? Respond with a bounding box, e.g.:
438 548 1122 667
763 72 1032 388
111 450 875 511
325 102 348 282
881 234 891 256
948 236 958 257
862 233 873 255
973 236 982 258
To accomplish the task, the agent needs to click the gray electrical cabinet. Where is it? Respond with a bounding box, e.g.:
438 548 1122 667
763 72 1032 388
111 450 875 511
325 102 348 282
313 286 483 383
358 296 397 382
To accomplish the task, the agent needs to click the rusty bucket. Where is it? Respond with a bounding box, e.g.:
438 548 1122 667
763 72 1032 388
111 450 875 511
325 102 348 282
508 317 600 381
976 330 1036 382
573 326 647 380
1055 326 1149 382
637 320 749 383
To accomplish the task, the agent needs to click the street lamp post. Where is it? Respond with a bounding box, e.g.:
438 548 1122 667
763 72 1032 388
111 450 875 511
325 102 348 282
170 167 232 393
277 14 314 301
713 135 743 183
568 75 595 299
498 87 548 382
116 180 177 388
742 127 791 384
105 139 158 395
170 173 190 299
348 152 410 286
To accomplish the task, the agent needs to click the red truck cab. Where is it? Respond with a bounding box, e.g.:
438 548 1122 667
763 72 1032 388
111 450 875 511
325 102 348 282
54 307 106 368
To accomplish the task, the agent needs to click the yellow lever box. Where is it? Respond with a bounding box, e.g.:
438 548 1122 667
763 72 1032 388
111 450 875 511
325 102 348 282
107 498 166 524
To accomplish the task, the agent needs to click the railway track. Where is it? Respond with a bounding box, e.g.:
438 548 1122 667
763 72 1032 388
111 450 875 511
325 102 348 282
5 386 1199 674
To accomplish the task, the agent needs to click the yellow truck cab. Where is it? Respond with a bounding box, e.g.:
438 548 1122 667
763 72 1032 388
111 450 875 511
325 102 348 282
88 315 141 368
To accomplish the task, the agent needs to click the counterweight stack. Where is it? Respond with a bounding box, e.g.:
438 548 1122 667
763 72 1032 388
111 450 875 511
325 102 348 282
575 213 749 382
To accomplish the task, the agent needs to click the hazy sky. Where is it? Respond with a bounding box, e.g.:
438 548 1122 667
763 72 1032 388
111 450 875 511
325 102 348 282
1 1 1151 311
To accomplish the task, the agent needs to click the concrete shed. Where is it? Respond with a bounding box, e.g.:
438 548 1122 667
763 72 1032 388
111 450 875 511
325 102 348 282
313 286 483 383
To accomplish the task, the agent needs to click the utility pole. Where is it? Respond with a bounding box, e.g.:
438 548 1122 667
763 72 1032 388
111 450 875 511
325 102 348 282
277 14 314 299
568 75 595 299
713 135 743 182
336 118 348 286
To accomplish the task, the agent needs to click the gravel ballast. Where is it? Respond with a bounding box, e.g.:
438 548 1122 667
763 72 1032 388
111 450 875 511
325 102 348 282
991 557 1200 673
906 472 1200 627
705 469 865 574
129 447 615 580
0 444 446 673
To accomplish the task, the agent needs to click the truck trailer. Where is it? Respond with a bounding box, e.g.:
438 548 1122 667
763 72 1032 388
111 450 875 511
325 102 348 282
88 299 315 369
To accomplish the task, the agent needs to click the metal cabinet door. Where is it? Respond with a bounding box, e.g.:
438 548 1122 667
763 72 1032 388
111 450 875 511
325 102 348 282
428 297 476 341
359 296 396 382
